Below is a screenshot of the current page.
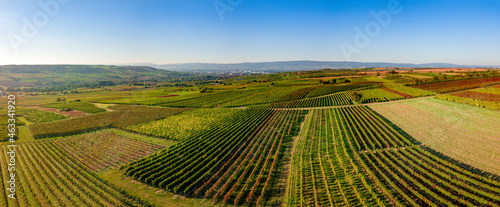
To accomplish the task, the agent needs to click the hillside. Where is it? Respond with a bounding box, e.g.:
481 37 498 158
0 65 188 88
141 61 499 72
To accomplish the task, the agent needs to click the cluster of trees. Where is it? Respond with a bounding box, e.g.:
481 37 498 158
352 91 362 102
410 70 499 86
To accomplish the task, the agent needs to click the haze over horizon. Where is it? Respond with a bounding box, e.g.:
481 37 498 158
1 0 500 66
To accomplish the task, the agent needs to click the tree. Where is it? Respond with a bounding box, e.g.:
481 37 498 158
351 91 362 103
376 72 381 76
200 87 208 93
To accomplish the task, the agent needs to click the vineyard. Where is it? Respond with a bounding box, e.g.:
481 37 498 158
1 67 499 207
270 91 353 108
370 98 500 175
358 89 405 103
304 84 375 98
127 108 239 140
222 87 305 107
159 90 268 108
0 140 153 206
41 101 107 113
382 83 435 97
410 76 500 93
29 105 190 139
124 109 305 206
437 91 500 110
0 115 24 141
51 131 165 171
277 86 321 101
287 107 500 206
17 107 69 123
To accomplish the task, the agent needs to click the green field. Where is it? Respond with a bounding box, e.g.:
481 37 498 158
1 67 499 206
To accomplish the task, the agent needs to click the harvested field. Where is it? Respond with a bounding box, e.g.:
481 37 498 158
370 98 500 175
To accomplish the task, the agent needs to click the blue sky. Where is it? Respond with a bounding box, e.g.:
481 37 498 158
1 0 500 65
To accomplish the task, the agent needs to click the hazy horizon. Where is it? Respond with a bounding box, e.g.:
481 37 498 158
1 0 500 66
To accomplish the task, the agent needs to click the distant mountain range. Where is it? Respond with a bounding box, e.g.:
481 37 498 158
119 61 499 73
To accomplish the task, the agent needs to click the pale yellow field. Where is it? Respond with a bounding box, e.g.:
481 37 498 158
370 98 500 175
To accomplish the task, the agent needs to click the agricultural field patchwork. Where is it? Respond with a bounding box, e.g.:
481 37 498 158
410 76 500 93
0 140 154 206
17 107 69 124
41 101 107 113
381 83 435 98
304 84 375 98
124 109 305 206
0 115 24 141
287 107 500 206
1 68 499 207
29 105 190 139
127 108 240 140
51 130 165 171
222 87 305 107
159 90 268 108
270 91 353 108
370 98 500 175
436 87 500 110
358 88 405 103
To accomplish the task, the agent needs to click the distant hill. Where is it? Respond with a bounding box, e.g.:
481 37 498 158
133 61 497 72
0 65 187 87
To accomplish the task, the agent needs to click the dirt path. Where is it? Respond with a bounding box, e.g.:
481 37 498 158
281 110 311 205
91 103 115 112
27 106 90 117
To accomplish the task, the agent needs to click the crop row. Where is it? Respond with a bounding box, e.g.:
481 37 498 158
41 101 106 113
29 105 189 139
358 89 405 103
17 107 69 124
0 115 24 141
270 91 353 108
410 76 500 93
382 83 435 97
450 91 500 103
0 141 151 206
127 108 239 140
124 109 305 206
305 83 375 98
437 94 500 110
277 86 321 102
286 108 386 206
124 109 273 194
51 131 164 171
222 87 304 107
160 89 268 108
287 106 500 206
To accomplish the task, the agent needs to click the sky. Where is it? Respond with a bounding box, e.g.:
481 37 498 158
1 0 500 66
